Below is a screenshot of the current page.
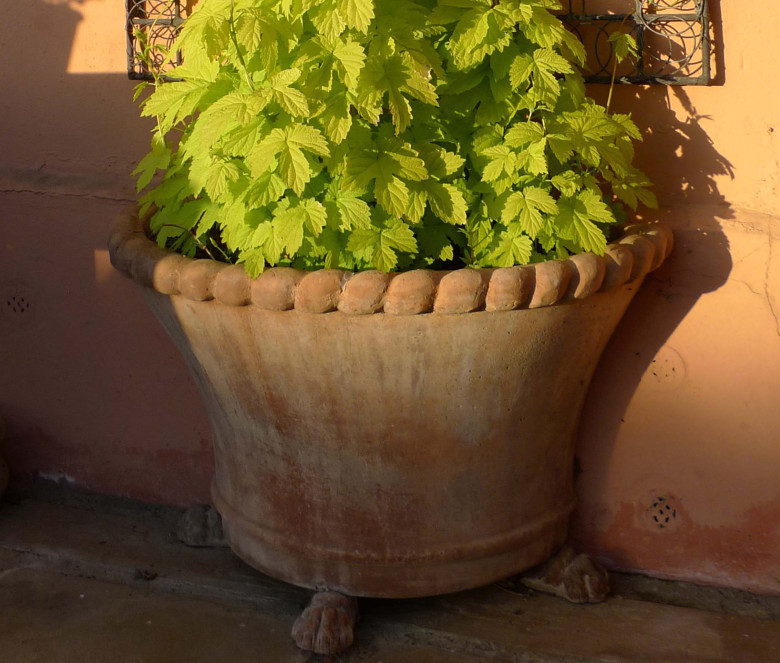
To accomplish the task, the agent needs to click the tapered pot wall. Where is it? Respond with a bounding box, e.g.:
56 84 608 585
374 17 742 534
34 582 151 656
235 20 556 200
111 211 672 598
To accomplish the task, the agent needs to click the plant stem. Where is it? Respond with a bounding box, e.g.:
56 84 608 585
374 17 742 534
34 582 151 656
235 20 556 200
159 222 218 261
606 14 632 114
229 0 255 91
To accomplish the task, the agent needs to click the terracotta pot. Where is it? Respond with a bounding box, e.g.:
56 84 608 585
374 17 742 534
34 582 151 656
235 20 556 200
109 210 672 599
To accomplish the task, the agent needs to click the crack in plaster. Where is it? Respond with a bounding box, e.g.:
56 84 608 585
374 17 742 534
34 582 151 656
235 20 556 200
0 167 135 204
0 186 133 204
766 226 780 337
730 278 767 299
728 277 780 337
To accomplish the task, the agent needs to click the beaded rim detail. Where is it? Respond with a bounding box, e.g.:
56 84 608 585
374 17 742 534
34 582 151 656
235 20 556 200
109 207 673 315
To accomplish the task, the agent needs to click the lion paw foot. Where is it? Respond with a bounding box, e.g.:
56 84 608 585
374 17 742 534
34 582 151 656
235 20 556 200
175 505 226 547
520 545 610 603
291 591 358 655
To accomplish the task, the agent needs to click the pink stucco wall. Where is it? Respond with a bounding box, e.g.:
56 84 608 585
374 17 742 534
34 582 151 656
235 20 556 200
0 0 213 504
1 1 778 594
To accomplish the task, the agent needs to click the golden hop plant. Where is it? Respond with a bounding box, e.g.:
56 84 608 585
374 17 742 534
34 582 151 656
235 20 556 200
134 0 656 275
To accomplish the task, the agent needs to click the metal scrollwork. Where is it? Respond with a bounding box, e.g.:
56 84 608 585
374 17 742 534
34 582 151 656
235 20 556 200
125 0 710 85
126 0 186 80
562 1 710 85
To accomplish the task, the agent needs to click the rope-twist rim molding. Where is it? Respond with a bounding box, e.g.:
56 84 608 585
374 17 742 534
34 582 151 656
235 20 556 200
109 208 673 315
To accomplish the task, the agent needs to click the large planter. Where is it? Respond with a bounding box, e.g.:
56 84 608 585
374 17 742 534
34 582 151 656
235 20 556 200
109 210 671 599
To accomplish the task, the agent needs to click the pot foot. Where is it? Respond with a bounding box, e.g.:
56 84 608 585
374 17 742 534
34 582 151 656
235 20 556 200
520 544 610 603
292 591 358 655
176 505 227 547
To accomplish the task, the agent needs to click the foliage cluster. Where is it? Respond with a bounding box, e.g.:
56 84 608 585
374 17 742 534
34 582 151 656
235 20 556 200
135 0 655 275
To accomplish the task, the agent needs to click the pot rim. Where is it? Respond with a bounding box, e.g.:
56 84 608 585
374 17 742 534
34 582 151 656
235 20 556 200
108 207 672 315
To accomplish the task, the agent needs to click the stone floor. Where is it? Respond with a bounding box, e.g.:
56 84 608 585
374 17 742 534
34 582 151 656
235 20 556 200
1 484 779 663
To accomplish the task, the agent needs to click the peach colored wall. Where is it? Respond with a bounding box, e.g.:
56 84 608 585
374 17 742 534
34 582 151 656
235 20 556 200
573 204 780 595
0 1 778 594
573 1 780 595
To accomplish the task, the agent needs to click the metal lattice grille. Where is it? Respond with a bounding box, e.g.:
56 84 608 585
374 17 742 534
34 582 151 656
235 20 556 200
562 1 710 84
126 0 187 79
125 1 710 85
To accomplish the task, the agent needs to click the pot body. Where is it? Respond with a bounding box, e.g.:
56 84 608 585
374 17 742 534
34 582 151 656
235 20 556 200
142 285 637 597
111 211 671 598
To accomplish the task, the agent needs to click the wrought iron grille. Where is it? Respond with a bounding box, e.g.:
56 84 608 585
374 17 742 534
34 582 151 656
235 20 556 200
126 1 710 85
126 0 187 80
561 1 710 85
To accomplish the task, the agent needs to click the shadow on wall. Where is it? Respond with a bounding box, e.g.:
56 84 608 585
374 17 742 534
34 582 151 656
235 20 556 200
0 0 150 186
0 0 213 504
573 2 737 560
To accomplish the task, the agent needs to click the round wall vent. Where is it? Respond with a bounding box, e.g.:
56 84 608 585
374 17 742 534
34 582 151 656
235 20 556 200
649 495 678 530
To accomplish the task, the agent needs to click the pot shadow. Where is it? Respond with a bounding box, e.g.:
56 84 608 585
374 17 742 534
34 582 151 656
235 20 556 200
570 43 736 554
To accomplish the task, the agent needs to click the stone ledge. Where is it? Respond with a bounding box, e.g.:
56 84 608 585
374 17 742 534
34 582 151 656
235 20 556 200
1 484 779 662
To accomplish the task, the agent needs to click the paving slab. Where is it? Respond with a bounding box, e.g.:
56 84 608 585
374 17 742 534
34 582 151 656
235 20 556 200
1 562 497 663
1 485 780 662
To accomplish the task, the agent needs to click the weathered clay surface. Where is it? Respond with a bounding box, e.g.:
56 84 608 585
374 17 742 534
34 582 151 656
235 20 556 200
109 209 671 599
484 266 534 312
338 271 392 315
291 592 358 655
213 265 252 307
567 254 606 300
519 544 610 604
251 268 301 310
433 269 489 313
600 244 634 292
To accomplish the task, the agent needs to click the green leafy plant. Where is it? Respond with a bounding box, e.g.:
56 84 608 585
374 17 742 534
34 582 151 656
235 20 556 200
134 0 656 275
